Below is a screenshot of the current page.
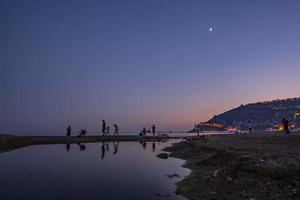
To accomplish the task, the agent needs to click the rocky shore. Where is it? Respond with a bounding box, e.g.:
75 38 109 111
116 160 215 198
164 133 300 200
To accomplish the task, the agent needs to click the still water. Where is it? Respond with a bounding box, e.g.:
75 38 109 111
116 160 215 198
0 139 190 200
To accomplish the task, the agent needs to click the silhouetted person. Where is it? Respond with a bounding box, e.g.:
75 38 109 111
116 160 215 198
152 124 156 136
248 120 252 134
282 118 290 135
66 125 72 136
152 142 156 152
113 142 119 155
142 127 147 136
77 129 87 138
66 143 71 152
101 142 106 160
102 120 106 135
106 126 110 136
114 124 119 136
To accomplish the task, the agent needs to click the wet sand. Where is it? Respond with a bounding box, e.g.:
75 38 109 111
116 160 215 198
0 134 170 153
164 133 300 200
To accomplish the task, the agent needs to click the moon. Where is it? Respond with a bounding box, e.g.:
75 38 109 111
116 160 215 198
209 27 213 32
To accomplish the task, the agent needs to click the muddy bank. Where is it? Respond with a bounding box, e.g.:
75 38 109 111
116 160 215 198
0 134 170 153
164 133 300 200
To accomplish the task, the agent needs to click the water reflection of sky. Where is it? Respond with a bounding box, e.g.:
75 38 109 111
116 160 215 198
0 139 189 200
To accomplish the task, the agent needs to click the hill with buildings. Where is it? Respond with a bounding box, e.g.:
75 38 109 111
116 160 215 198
191 97 300 132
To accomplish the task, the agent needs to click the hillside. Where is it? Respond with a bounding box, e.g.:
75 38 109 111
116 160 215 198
191 97 300 132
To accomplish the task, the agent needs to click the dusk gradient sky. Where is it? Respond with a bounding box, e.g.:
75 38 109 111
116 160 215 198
1 0 300 134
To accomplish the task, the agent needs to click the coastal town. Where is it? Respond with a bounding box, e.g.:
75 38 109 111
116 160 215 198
191 98 300 132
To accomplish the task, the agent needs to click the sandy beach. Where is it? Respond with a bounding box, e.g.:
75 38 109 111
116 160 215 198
164 133 300 200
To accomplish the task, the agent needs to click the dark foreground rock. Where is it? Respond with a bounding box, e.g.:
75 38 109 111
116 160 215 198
156 153 169 159
164 133 300 200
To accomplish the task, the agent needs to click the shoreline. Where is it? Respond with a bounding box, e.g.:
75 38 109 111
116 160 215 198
164 133 300 200
0 134 173 153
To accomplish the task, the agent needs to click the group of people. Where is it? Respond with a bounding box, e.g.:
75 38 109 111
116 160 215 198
66 122 159 137
139 124 156 136
65 120 119 137
101 120 119 136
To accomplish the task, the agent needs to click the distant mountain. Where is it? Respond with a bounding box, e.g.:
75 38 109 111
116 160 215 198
191 97 300 132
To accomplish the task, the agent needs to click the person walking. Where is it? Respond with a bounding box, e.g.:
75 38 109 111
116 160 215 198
142 127 147 137
152 124 156 136
113 124 119 136
248 120 252 134
106 126 110 136
66 125 72 136
282 118 290 135
102 120 106 136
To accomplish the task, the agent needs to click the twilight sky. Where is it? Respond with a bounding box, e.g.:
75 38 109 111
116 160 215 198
1 0 300 134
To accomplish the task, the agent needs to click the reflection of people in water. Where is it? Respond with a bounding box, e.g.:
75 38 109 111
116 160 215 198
113 142 119 155
152 142 156 152
77 143 86 151
66 143 71 152
142 141 147 150
105 142 109 152
101 142 106 160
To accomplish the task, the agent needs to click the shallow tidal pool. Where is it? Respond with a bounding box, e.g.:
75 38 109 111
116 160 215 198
0 139 190 200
